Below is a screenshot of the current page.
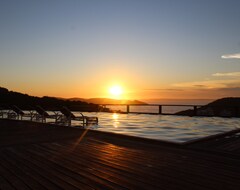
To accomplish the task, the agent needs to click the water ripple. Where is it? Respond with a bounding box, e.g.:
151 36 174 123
72 112 240 143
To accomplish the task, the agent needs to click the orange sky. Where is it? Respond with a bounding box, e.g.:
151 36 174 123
0 1 240 100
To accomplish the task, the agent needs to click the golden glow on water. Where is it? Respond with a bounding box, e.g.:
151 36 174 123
112 113 119 120
112 113 119 128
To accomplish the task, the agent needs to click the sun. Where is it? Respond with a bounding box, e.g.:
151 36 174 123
109 85 123 97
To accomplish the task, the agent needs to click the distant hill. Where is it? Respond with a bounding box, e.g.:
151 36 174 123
0 87 105 111
176 97 240 117
142 98 213 105
68 98 147 105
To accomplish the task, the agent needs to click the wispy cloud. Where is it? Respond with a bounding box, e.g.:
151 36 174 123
173 79 240 89
212 72 240 77
221 53 240 59
139 72 240 99
174 71 240 89
143 88 185 91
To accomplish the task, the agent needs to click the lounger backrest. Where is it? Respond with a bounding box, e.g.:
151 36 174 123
35 106 50 117
11 105 25 115
60 107 75 118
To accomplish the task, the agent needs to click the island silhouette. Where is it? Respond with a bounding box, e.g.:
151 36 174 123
176 97 240 117
0 87 146 111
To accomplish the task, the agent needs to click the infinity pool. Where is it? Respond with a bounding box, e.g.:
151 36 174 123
72 112 240 143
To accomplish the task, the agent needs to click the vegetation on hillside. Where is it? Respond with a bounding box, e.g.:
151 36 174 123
176 97 240 117
68 98 147 105
0 87 105 111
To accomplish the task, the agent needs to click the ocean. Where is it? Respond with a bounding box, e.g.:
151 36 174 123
105 99 214 114
142 98 214 105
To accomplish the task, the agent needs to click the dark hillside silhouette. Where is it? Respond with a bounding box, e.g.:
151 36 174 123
176 97 240 117
0 87 105 111
68 98 147 105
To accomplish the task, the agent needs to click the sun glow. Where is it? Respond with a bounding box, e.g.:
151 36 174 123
109 85 123 98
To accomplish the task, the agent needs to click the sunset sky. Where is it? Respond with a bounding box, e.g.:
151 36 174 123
0 0 240 100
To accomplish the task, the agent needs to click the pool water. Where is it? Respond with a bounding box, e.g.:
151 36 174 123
72 112 240 143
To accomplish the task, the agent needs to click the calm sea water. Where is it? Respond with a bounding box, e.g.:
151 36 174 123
72 112 240 143
105 105 190 114
105 99 214 114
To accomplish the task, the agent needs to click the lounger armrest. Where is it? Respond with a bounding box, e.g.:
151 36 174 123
72 111 86 118
79 112 85 118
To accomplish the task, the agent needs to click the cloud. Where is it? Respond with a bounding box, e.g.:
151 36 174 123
144 88 185 91
221 87 240 92
193 85 207 88
174 71 240 89
212 72 240 77
173 79 240 89
221 53 240 59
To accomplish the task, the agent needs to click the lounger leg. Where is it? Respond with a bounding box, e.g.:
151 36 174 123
68 118 71 126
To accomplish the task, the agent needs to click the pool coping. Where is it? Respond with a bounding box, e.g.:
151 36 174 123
181 127 240 145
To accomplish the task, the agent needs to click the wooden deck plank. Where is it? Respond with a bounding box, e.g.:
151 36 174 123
187 130 240 156
0 150 66 190
42 139 240 177
0 175 15 190
21 143 151 189
23 144 162 190
16 139 240 190
51 140 240 188
0 152 47 190
1 119 240 190
5 147 124 190
0 157 32 190
2 149 86 190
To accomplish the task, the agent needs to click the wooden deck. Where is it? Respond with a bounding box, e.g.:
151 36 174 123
0 119 240 190
186 128 240 156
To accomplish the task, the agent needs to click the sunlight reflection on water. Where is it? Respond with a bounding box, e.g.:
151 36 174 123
72 112 240 143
